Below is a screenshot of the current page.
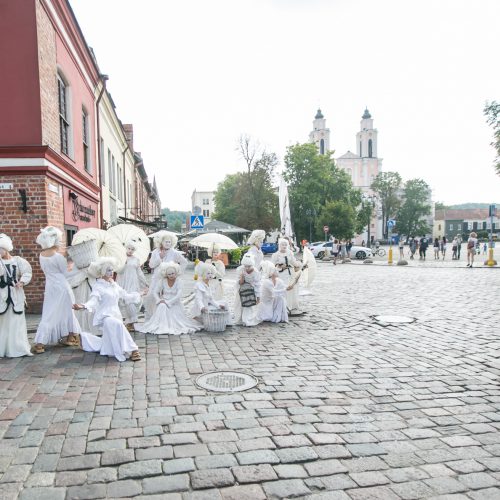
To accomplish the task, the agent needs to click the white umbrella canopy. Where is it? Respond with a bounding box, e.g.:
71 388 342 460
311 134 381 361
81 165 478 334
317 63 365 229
72 228 127 269
190 233 238 250
108 224 150 265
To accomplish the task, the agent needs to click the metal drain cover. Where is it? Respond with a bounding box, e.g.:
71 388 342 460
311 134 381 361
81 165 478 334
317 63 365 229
195 371 258 393
374 315 415 324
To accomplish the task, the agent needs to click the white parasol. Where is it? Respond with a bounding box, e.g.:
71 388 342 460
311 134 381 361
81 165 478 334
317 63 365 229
300 246 317 291
189 233 238 250
72 228 127 269
108 224 150 265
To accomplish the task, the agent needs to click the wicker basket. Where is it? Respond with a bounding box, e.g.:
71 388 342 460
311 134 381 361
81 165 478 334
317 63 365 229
202 308 227 333
67 239 98 270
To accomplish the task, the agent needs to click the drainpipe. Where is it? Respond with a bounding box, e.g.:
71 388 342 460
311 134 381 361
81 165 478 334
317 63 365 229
95 74 108 228
122 143 130 219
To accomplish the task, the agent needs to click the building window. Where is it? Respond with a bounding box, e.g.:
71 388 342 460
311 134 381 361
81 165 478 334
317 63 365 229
64 225 78 246
107 150 112 192
438 224 441 231
202 198 209 205
449 224 453 231
368 139 373 158
483 221 487 230
100 138 105 186
111 155 116 195
203 209 210 217
320 139 325 155
359 141 362 157
82 108 90 172
117 164 122 201
58 75 70 155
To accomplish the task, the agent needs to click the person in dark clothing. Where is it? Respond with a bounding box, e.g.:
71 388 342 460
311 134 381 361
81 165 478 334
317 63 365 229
419 236 429 260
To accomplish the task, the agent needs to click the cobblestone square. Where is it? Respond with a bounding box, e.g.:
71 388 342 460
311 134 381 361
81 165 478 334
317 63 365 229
1 260 499 499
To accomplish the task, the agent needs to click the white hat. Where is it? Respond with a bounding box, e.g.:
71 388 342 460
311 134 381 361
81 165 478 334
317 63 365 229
159 261 180 278
0 234 13 252
36 226 63 249
248 229 265 245
154 231 178 249
88 257 117 278
241 253 255 267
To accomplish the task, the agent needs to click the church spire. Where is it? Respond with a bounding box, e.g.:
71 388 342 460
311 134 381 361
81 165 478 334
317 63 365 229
362 108 371 119
309 108 330 155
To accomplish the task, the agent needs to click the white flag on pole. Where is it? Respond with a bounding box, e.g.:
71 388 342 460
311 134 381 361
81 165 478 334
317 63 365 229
279 176 293 239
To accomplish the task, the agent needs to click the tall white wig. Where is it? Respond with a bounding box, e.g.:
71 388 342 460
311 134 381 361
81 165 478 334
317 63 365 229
88 257 117 279
195 262 215 280
207 243 221 257
278 238 289 250
0 234 13 252
159 261 180 278
36 226 63 249
241 253 255 267
260 260 278 279
154 231 178 249
248 229 265 245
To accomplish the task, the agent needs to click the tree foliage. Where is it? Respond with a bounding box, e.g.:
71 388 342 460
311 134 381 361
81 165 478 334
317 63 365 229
161 208 189 232
395 178 432 237
370 172 402 238
317 200 357 240
484 101 500 175
282 143 361 241
212 136 279 232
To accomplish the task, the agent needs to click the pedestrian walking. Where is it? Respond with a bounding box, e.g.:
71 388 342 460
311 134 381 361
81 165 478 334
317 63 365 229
466 232 478 267
451 237 458 260
456 235 462 259
331 239 339 265
419 236 429 260
409 237 417 260
433 237 440 259
346 240 353 259
441 236 447 260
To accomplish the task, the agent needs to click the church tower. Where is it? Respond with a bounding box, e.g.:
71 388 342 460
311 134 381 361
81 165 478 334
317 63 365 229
356 108 378 158
309 109 330 155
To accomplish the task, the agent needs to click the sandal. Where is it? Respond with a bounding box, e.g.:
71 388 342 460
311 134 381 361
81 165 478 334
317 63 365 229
125 323 135 332
130 351 141 362
31 344 45 354
58 336 74 347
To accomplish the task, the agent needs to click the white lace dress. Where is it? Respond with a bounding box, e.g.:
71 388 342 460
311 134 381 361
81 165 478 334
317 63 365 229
233 266 262 327
258 277 288 323
116 256 147 323
136 279 201 335
79 279 139 362
67 268 99 335
271 249 301 312
247 245 264 269
0 256 33 357
35 253 81 345
207 259 225 301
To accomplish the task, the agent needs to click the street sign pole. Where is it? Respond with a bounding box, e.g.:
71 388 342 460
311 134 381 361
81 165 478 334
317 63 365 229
488 204 496 266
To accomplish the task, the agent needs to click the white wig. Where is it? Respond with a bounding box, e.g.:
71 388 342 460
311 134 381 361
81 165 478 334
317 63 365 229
0 234 13 252
125 239 138 251
248 229 265 245
278 238 289 249
36 226 63 249
195 262 215 279
88 256 117 279
159 261 180 278
260 260 278 279
241 253 255 267
154 230 178 249
207 243 221 257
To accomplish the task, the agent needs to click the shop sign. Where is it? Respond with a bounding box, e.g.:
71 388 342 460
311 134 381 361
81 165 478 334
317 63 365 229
72 198 96 223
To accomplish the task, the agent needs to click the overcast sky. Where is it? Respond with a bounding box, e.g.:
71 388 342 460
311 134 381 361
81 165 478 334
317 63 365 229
71 0 500 211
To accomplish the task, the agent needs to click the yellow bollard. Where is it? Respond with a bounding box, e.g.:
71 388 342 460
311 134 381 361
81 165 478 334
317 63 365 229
194 258 200 280
388 246 393 265
487 247 495 267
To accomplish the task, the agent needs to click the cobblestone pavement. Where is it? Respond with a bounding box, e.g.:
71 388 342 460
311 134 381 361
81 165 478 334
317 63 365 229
1 261 500 499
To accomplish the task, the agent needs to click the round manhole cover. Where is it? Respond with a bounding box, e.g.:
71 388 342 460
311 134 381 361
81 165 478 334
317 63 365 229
195 371 258 393
374 315 415 324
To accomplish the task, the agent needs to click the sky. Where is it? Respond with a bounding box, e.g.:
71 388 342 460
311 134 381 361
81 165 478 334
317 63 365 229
70 0 500 211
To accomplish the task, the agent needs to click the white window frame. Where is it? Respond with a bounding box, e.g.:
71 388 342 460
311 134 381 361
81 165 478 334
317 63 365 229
82 107 91 172
57 72 73 158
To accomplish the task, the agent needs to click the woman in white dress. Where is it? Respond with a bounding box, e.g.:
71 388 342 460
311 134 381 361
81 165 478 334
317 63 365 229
191 262 227 323
0 234 33 358
137 262 201 335
73 257 141 362
246 229 265 270
271 238 302 314
258 261 288 323
144 231 187 320
116 240 148 329
206 243 225 301
233 253 262 327
33 227 81 354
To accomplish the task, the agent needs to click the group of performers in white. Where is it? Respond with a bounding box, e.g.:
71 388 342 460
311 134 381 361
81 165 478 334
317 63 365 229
0 227 306 362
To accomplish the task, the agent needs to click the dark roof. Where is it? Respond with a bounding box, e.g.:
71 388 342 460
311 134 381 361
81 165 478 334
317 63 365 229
362 108 372 119
435 208 490 220
315 109 324 119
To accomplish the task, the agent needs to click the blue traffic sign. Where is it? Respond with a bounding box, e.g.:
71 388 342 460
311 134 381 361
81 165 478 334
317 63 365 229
190 215 205 229
387 219 396 228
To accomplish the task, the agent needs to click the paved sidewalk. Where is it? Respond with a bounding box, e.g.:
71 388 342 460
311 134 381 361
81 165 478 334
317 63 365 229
1 262 499 499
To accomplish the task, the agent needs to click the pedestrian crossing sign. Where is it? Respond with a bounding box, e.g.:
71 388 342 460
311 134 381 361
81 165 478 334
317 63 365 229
190 215 205 229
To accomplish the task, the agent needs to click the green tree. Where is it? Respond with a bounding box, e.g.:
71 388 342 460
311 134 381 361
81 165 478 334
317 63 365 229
161 208 190 232
283 143 361 242
371 172 402 238
317 200 357 240
484 101 500 174
434 201 449 211
395 178 432 237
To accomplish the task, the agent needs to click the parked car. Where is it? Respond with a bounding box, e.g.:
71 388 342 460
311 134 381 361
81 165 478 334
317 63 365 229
310 242 372 260
261 242 278 254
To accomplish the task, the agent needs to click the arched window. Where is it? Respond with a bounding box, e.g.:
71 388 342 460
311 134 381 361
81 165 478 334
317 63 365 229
359 141 362 157
320 139 325 155
368 139 373 158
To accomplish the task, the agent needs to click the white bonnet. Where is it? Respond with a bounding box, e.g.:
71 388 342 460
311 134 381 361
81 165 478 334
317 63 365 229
159 261 180 278
0 234 13 252
154 231 178 249
248 229 265 245
241 253 255 267
125 239 138 251
88 256 117 279
36 226 63 249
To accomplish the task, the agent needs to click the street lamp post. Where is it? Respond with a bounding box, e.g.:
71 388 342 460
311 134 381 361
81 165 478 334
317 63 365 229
305 208 316 243
362 194 376 248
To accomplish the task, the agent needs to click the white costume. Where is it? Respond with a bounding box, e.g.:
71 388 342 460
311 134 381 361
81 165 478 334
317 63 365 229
191 262 228 324
116 242 147 324
78 258 140 362
206 243 225 301
271 238 301 313
247 229 265 270
145 231 187 320
258 261 288 323
233 253 262 327
137 262 201 335
34 227 81 346
0 234 33 357
67 269 99 335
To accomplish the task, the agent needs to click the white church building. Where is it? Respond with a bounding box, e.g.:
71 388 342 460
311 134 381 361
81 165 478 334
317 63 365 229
309 108 383 243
